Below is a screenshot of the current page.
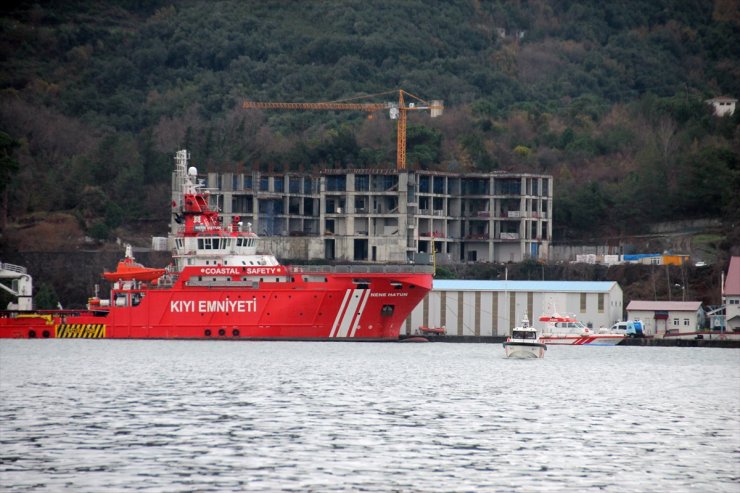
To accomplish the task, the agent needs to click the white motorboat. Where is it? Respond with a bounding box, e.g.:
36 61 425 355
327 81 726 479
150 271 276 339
503 316 547 358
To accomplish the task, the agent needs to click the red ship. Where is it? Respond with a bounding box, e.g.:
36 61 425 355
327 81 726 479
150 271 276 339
0 150 433 340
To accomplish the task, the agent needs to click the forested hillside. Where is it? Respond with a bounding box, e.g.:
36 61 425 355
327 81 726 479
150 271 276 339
1 0 738 249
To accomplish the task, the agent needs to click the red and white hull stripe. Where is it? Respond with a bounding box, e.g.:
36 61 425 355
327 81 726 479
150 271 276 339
330 289 372 338
540 335 624 346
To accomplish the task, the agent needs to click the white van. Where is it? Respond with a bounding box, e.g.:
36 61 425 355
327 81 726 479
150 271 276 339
610 321 631 333
610 320 644 337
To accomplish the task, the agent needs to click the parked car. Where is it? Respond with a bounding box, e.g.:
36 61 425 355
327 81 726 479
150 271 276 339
610 320 644 338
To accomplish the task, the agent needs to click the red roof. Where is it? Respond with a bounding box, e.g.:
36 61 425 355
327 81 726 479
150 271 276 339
725 257 740 296
626 301 702 312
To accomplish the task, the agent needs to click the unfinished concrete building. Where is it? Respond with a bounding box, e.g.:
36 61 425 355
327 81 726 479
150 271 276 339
199 169 553 264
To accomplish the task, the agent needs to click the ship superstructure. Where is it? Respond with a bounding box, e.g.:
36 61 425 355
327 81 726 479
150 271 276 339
0 150 433 340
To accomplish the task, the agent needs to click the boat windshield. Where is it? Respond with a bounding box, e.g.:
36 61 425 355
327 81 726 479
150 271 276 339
557 321 585 329
513 330 537 339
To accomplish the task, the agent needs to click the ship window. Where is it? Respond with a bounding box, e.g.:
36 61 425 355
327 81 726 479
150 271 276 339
390 282 403 290
381 305 394 317
353 278 371 288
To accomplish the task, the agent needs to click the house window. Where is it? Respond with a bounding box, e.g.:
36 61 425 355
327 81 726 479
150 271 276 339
580 293 587 313
673 319 680 326
597 293 604 313
683 319 690 326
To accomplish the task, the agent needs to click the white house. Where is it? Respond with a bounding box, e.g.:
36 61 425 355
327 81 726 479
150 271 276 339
626 301 705 336
705 97 737 117
723 256 740 332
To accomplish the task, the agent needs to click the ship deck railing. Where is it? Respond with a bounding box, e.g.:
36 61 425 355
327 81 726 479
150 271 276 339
286 264 435 274
146 264 433 289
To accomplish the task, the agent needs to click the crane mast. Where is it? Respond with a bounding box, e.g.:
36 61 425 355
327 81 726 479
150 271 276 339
243 89 443 171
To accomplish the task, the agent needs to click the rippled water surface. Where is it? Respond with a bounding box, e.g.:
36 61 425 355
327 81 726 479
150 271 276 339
1 341 738 492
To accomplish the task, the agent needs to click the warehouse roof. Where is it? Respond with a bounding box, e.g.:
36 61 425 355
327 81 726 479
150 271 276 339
432 280 619 293
626 301 703 311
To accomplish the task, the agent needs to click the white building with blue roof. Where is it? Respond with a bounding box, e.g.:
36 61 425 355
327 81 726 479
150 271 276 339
406 280 623 338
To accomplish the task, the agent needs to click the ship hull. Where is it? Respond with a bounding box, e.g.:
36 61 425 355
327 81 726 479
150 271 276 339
503 341 546 358
539 335 624 346
0 272 432 341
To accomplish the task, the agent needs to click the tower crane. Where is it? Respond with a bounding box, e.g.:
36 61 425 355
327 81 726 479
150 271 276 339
242 89 443 171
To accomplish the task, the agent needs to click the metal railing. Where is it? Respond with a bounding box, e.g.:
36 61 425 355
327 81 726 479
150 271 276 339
286 264 434 274
0 262 27 275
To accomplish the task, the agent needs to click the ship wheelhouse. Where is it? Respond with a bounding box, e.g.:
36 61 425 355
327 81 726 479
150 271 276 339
173 232 279 269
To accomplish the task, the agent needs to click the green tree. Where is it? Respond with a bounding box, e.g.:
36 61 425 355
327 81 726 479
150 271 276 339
35 283 59 310
88 222 111 241
0 131 20 195
105 201 125 229
406 125 442 168
678 147 737 217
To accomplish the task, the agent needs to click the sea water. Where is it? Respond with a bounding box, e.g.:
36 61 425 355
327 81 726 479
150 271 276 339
1 340 738 492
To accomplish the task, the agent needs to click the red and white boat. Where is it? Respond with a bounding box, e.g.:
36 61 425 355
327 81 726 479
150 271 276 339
0 150 433 340
538 309 625 346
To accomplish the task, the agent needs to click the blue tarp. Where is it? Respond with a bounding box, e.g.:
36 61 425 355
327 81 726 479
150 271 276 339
623 253 661 261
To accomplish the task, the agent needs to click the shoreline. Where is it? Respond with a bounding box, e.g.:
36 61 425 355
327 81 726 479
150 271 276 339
399 334 740 348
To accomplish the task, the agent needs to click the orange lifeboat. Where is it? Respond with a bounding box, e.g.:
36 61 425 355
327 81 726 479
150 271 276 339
103 245 166 282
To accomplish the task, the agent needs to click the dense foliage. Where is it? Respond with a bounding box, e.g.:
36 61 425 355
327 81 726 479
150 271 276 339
1 0 738 241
